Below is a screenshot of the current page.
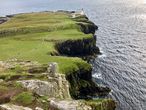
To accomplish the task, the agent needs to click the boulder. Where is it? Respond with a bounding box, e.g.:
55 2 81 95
0 104 32 110
49 100 91 110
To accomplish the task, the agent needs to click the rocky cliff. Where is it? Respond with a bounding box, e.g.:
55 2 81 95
0 11 116 110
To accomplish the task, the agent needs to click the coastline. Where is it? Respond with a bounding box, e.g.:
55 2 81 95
0 11 116 110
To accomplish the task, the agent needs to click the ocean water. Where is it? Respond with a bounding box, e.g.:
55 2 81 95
0 0 146 109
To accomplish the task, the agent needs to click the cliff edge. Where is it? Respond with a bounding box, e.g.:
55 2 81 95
0 11 116 110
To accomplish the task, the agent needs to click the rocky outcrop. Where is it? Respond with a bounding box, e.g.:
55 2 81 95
72 15 98 34
0 60 70 100
0 59 56 75
0 60 115 110
18 78 70 99
0 59 40 72
65 67 111 99
18 80 59 97
77 22 98 34
18 63 70 99
54 14 99 57
0 104 32 110
55 37 100 57
49 99 91 110
0 17 8 24
0 61 12 72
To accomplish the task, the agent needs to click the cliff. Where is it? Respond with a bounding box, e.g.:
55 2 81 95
0 11 116 110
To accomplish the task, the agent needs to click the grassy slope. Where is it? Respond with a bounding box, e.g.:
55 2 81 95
0 12 116 110
0 12 92 74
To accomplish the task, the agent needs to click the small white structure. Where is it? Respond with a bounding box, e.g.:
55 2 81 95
71 9 85 18
80 8 85 15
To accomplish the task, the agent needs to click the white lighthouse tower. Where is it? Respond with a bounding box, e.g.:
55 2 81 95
71 8 85 18
80 8 85 15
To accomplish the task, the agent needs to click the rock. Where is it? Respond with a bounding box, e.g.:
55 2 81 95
47 74 71 99
49 99 92 110
35 107 43 110
0 60 59 75
0 104 32 110
17 80 59 97
18 78 70 99
0 79 3 83
0 60 60 75
47 62 58 77
0 61 12 72
55 38 100 57
28 65 47 73
0 59 49 75
0 17 8 24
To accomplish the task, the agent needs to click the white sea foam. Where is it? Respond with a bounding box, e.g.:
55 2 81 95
92 73 102 79
98 54 106 58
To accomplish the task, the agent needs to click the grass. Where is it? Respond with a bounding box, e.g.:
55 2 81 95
12 92 34 106
0 12 92 74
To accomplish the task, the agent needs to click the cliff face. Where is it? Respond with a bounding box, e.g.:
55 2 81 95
0 11 116 110
53 13 110 99
55 37 100 57
0 60 116 110
53 13 116 109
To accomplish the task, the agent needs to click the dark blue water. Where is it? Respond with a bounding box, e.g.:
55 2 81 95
0 0 146 110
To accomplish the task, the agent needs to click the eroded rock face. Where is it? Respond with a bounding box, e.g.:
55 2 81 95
49 100 92 110
55 38 100 57
0 104 32 110
18 80 59 97
18 75 70 99
0 60 70 99
17 62 70 99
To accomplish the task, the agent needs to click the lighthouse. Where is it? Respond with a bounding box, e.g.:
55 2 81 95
80 8 85 15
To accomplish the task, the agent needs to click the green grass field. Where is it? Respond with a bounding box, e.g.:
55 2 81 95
0 12 92 74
